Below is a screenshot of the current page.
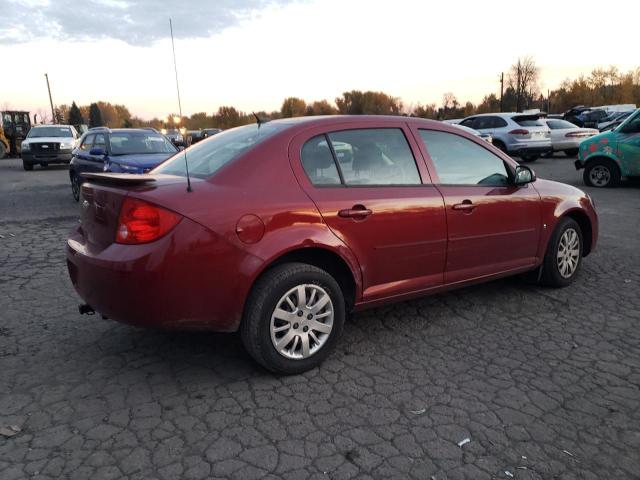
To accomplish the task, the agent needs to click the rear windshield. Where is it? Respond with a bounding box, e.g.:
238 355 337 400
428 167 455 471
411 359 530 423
27 126 72 138
513 116 543 127
109 132 177 155
154 122 287 178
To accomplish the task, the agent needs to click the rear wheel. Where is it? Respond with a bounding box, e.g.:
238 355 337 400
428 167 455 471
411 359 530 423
241 262 345 375
0 142 6 159
520 154 539 162
70 173 80 202
540 217 583 288
492 140 507 153
564 148 579 157
22 159 33 171
583 158 620 188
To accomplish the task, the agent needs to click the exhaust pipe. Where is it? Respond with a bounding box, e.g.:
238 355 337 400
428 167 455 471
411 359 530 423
78 304 95 315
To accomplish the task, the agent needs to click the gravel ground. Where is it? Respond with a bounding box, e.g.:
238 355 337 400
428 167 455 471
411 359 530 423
1 155 639 479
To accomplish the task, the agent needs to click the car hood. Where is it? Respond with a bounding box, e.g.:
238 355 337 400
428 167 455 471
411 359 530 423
108 152 176 168
23 136 75 144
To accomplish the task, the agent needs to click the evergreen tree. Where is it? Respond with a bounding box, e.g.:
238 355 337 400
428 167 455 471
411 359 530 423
88 103 104 128
68 101 84 128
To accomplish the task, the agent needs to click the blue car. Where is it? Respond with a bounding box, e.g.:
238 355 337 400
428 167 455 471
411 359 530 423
69 127 179 201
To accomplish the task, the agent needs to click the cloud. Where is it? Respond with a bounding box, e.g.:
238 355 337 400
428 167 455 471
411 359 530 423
0 0 298 45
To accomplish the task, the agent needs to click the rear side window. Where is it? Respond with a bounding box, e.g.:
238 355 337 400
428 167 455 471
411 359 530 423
301 135 341 185
420 130 510 186
327 129 421 186
155 122 288 178
513 116 543 127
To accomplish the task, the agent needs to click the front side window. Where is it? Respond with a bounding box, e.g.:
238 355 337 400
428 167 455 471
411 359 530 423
420 130 510 186
301 135 341 185
327 128 421 186
80 134 95 151
93 133 106 148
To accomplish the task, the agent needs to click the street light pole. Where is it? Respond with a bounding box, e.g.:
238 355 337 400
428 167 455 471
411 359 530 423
44 73 55 124
499 72 504 112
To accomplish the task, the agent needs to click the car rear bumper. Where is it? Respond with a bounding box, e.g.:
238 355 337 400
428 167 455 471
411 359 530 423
508 145 553 156
22 151 72 164
66 218 251 332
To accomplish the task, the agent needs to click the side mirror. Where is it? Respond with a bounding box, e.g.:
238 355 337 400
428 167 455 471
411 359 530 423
89 147 106 156
514 165 535 185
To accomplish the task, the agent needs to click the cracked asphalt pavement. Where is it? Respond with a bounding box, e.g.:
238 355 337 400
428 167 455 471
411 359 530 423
1 156 639 479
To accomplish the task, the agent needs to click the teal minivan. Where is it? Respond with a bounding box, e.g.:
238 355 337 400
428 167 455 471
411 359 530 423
576 108 640 187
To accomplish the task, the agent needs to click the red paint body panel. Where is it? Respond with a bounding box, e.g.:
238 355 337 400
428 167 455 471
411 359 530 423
66 116 598 332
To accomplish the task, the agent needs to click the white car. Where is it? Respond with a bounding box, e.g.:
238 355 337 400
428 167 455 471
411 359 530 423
451 123 493 143
20 124 80 171
540 119 598 157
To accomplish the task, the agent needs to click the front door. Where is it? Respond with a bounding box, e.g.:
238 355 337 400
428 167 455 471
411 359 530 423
412 127 541 284
289 123 447 301
617 112 640 177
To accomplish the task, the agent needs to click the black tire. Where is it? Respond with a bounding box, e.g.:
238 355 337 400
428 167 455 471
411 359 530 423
540 217 583 288
583 158 621 188
493 140 507 153
0 142 6 160
520 154 539 163
241 262 345 375
564 148 579 157
22 159 33 171
70 173 80 202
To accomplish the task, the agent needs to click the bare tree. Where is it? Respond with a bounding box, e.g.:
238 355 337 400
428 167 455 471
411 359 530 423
508 56 540 112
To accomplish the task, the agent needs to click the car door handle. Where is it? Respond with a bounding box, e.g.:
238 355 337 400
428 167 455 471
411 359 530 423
452 200 476 212
338 205 372 219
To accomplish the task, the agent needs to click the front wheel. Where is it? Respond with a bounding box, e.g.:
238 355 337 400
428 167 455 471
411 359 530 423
70 173 80 202
241 263 345 375
583 158 620 188
520 154 539 163
540 218 583 288
22 159 33 171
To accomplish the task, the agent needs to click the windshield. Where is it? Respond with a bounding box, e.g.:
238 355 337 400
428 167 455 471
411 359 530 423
614 109 640 132
28 126 72 138
155 122 288 179
109 132 177 155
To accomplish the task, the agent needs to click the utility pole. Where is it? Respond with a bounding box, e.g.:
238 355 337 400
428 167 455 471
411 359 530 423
44 73 55 124
547 89 551 113
499 72 504 112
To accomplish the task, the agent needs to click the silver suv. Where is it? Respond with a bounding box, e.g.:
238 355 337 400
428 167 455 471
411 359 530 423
459 113 552 162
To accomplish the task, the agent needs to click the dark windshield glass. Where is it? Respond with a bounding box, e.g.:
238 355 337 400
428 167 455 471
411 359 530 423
155 122 288 178
28 126 73 138
109 132 177 155
513 116 543 127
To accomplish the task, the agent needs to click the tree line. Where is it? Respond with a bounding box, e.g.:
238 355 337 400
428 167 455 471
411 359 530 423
57 59 640 131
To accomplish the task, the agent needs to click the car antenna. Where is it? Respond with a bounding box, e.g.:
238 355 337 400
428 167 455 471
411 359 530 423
169 18 191 192
253 112 269 128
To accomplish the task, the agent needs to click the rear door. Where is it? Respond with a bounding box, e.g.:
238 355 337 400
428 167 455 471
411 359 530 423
289 122 447 301
411 127 542 284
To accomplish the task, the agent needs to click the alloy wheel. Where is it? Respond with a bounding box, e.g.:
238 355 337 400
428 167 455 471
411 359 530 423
270 284 334 360
589 165 611 187
557 228 580 279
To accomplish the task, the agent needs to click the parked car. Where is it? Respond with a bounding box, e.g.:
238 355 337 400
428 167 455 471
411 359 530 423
202 128 222 139
163 128 186 147
69 128 178 201
575 108 640 187
563 106 591 127
459 113 551 161
598 111 632 131
539 119 598 157
20 124 80 170
67 116 598 374
451 123 493 143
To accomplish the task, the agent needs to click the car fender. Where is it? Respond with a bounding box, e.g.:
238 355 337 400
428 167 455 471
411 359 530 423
582 150 621 168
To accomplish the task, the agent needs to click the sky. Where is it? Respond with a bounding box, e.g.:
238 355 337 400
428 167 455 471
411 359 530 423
0 0 637 120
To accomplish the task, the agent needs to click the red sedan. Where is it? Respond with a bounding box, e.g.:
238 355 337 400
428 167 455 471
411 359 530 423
67 116 598 374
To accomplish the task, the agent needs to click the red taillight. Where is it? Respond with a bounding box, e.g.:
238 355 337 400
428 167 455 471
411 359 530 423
565 132 592 138
116 197 181 244
509 129 529 135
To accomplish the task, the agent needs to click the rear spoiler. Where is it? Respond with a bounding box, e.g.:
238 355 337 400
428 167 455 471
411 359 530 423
81 173 157 185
